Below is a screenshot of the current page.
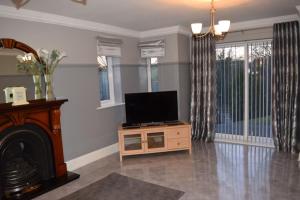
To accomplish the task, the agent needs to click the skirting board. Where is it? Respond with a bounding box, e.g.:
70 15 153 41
66 143 119 171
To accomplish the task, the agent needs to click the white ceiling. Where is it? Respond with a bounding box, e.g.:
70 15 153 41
0 0 299 31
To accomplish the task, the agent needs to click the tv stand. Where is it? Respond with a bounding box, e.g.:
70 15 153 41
122 123 141 129
122 121 184 129
118 122 191 161
141 122 163 127
164 120 184 126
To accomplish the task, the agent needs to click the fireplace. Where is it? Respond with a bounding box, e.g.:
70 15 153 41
0 99 79 199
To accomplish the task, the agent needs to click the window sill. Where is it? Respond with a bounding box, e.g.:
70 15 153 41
96 102 125 110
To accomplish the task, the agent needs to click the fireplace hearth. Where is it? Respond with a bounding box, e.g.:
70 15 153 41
2 157 41 198
0 99 79 199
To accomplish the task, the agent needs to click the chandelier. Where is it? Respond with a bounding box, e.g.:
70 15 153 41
191 0 230 40
11 0 87 9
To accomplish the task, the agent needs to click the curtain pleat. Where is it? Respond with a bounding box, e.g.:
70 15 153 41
272 21 300 153
190 35 217 142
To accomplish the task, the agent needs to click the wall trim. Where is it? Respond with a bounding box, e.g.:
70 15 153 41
140 25 192 38
66 143 119 171
0 5 140 38
139 15 299 38
228 14 299 32
0 5 299 39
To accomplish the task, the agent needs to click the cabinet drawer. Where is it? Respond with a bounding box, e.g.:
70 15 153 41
168 138 189 150
166 128 189 139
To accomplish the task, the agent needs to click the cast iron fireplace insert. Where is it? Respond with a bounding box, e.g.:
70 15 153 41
0 124 55 199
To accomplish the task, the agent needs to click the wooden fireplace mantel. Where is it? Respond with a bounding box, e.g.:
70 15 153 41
0 99 68 177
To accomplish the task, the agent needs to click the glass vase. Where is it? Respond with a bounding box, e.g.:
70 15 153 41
32 74 43 100
44 73 55 101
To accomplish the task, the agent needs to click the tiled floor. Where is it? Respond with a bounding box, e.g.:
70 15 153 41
35 142 300 200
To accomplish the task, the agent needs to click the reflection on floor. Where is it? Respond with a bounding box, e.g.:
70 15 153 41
35 142 300 200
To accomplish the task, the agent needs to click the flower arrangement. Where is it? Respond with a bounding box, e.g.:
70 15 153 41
16 53 41 75
15 48 66 101
16 53 43 99
37 49 67 74
37 48 66 100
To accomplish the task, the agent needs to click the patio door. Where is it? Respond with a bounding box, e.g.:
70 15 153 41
215 40 273 147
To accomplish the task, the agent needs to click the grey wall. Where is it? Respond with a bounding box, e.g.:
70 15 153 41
120 64 144 95
177 34 191 63
0 15 275 161
0 17 140 160
178 63 191 122
54 64 125 158
217 27 273 44
139 33 191 122
177 34 191 122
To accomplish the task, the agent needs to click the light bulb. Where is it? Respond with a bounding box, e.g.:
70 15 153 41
214 25 222 35
191 23 202 34
218 20 231 32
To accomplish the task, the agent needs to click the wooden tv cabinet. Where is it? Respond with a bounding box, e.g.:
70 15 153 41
118 122 191 161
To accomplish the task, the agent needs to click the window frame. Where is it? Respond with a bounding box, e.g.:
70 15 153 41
146 57 158 92
99 56 115 107
215 39 273 146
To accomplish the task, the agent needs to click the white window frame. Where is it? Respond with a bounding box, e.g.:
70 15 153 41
146 58 152 92
100 57 115 107
146 57 158 92
215 39 274 147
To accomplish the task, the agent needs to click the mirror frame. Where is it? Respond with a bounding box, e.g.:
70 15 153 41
0 38 41 63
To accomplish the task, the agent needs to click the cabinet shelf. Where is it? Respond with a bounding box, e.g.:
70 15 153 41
118 122 191 161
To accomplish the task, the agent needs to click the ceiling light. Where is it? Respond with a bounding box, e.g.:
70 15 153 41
191 0 230 40
191 23 203 34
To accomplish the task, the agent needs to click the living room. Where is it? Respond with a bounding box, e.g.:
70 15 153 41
0 0 299 200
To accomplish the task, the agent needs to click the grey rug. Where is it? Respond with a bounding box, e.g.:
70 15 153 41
60 173 184 200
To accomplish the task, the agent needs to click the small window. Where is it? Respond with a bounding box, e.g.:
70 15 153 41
98 56 115 106
147 57 159 92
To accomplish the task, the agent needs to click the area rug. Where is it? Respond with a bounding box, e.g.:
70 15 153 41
60 173 184 200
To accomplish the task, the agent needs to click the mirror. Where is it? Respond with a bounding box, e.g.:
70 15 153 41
0 38 43 103
0 48 29 75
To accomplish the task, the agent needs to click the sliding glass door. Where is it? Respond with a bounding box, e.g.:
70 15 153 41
216 45 245 138
215 40 273 146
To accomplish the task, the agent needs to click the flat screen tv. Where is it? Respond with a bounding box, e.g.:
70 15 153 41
125 91 178 125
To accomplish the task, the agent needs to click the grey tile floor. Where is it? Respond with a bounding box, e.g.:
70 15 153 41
35 142 300 200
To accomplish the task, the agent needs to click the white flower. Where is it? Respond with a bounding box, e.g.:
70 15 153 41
16 53 37 63
25 53 37 62
37 48 50 64
16 54 24 63
38 48 49 56
37 48 67 74
16 53 40 75
57 51 67 61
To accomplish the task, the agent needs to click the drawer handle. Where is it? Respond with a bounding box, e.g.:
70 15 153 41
177 132 180 135
177 142 180 146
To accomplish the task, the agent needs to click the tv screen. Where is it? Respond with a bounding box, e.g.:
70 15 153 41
125 91 178 125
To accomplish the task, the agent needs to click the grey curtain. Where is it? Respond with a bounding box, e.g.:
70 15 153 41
272 21 300 153
190 35 217 142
